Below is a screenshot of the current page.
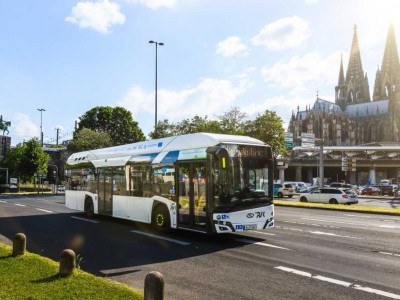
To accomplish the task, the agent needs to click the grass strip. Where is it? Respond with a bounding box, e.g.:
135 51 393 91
0 243 143 300
274 200 400 215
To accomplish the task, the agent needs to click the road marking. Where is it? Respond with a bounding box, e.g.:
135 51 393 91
379 251 400 257
36 208 53 213
235 239 291 250
275 266 400 299
15 204 26 207
248 230 275 236
131 230 190 246
71 216 99 223
310 231 362 239
353 285 400 299
303 217 400 229
0 200 7 203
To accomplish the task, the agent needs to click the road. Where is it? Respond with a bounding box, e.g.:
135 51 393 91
1 195 400 299
278 194 400 209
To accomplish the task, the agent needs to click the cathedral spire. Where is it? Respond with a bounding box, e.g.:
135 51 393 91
381 23 399 77
338 53 345 85
346 25 364 84
373 23 400 101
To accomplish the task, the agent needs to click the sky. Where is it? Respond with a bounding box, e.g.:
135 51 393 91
1 0 400 146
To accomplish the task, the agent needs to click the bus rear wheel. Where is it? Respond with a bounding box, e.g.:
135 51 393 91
152 205 170 232
85 198 94 217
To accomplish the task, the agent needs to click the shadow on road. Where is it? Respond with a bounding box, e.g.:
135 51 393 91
0 212 261 277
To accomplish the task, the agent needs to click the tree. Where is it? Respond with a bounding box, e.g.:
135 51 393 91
68 128 113 152
76 106 145 145
19 138 50 181
149 119 176 139
244 110 288 157
1 143 24 181
216 106 248 135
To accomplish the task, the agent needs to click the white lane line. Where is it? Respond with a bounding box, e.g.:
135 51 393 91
131 230 190 246
313 275 352 287
379 251 400 257
353 285 400 299
36 208 53 213
248 230 275 236
275 266 400 299
302 217 400 229
71 216 99 223
310 231 362 240
15 204 26 207
0 200 7 203
235 239 291 250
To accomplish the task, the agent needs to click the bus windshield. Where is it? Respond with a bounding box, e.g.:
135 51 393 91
212 144 273 212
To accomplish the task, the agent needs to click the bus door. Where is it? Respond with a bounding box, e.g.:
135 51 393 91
176 162 207 230
98 167 113 215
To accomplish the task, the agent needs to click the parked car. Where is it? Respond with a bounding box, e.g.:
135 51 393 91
284 181 307 193
360 186 380 196
299 187 358 204
273 183 295 198
57 185 65 192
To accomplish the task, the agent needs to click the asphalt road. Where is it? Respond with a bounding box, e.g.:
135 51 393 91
1 195 400 299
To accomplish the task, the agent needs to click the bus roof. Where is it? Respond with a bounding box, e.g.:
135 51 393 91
66 132 267 168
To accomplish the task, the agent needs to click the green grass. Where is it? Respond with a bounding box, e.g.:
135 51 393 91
274 200 400 215
0 243 143 300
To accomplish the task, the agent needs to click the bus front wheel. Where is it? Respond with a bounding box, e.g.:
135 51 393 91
152 205 170 232
85 198 94 217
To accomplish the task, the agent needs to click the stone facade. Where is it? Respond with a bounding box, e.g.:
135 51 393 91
288 25 400 146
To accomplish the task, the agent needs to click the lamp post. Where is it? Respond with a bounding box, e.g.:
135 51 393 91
37 108 46 146
149 40 164 138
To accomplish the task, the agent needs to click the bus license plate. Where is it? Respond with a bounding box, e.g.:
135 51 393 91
244 224 257 230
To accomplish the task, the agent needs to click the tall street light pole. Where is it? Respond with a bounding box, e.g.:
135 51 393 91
149 40 164 139
37 108 46 147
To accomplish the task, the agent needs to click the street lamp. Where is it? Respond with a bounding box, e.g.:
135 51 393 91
37 108 46 146
149 40 164 138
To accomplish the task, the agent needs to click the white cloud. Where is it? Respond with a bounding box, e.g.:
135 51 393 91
261 50 346 93
66 0 126 34
216 36 248 57
125 0 177 9
13 113 39 138
251 16 311 50
118 77 247 120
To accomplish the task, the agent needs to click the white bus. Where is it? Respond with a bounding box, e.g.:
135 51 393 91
65 133 274 234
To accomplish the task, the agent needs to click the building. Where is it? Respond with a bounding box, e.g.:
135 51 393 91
285 25 400 185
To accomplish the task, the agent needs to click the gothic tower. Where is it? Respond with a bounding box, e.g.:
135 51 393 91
344 25 371 106
335 54 347 109
373 23 400 101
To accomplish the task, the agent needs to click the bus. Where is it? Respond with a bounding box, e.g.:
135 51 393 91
65 132 274 234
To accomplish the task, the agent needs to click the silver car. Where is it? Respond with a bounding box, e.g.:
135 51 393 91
299 188 358 205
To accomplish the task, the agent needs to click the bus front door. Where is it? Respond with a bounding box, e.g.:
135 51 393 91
98 167 113 215
176 162 207 230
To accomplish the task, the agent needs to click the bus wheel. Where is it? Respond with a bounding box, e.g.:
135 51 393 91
152 205 170 232
85 198 94 217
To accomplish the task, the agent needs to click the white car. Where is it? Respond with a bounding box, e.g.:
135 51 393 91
299 187 358 205
274 183 295 198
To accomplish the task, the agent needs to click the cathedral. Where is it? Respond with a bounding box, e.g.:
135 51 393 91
288 24 400 146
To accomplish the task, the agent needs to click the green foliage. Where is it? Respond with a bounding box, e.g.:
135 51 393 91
216 106 247 135
20 139 50 180
3 138 50 181
244 110 288 157
76 106 145 145
68 128 113 152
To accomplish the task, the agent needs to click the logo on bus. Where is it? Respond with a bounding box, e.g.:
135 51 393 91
216 214 230 220
246 213 254 218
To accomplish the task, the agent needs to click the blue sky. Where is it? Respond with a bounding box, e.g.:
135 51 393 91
1 0 399 145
